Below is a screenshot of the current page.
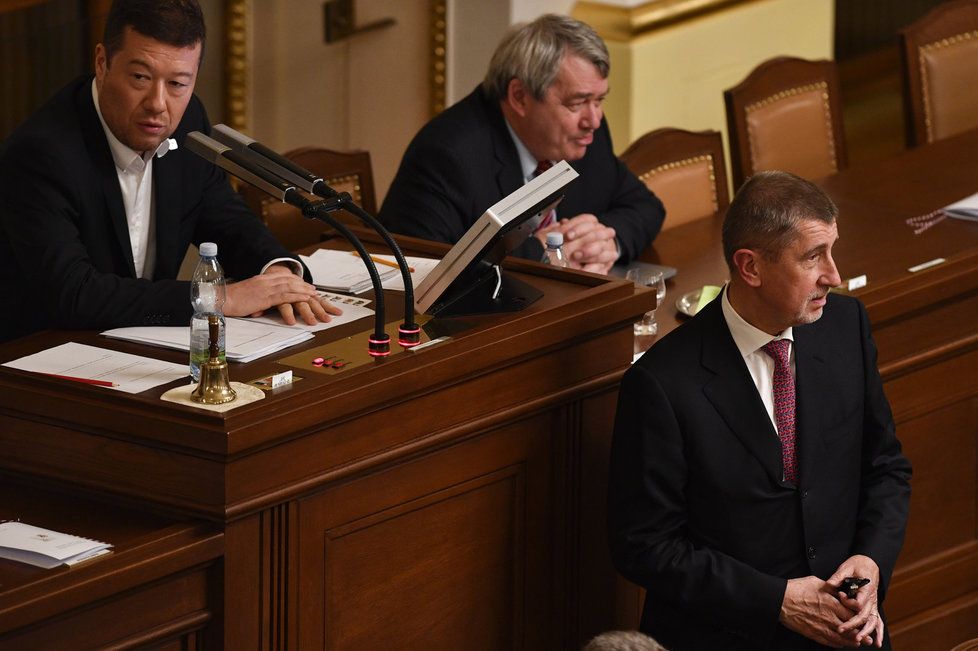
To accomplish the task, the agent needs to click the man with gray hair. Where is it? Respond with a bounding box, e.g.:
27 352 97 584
379 14 664 273
609 171 911 649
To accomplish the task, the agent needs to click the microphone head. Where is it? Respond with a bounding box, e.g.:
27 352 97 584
185 131 230 165
211 124 256 150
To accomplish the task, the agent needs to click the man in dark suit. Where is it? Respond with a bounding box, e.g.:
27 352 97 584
379 14 664 274
608 171 912 650
0 0 338 342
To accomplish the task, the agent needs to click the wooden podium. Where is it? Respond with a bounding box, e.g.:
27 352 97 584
0 248 653 649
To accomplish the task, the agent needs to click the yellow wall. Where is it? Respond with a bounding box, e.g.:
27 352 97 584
575 0 834 173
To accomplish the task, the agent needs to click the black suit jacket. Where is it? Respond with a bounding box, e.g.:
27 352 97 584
0 75 294 341
379 86 664 263
608 293 911 650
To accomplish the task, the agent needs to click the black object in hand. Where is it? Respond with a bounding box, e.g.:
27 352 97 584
840 576 870 599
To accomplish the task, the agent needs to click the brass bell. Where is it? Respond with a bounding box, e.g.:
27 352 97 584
191 315 236 404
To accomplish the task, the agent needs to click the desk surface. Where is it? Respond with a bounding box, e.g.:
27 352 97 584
645 127 978 343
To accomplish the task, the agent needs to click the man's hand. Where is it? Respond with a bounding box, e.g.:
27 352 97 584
536 214 617 274
224 264 342 325
780 576 864 648
830 555 883 648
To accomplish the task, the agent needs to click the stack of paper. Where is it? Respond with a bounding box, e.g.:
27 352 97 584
944 192 978 221
371 254 441 291
103 317 314 363
300 249 399 294
0 521 112 569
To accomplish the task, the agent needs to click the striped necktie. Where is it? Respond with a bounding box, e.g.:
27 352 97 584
533 160 555 230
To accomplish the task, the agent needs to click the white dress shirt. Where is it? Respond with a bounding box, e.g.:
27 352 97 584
92 79 174 279
720 285 795 433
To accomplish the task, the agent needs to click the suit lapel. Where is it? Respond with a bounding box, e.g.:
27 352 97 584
698 300 786 486
482 93 525 199
153 152 181 280
76 79 136 278
793 324 831 489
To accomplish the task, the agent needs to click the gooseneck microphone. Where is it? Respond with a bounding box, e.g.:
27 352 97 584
210 124 419 348
186 132 391 354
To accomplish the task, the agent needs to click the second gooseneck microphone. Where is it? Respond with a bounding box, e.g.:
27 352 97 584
185 131 391 354
210 124 419 347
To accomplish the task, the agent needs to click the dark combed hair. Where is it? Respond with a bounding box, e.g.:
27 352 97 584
103 0 206 62
722 170 838 267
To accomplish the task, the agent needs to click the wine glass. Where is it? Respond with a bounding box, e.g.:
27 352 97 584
626 268 667 336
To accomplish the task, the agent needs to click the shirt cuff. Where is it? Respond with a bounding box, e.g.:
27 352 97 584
261 257 303 276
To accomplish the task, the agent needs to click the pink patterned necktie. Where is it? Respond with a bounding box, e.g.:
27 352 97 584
762 339 798 483
533 160 556 230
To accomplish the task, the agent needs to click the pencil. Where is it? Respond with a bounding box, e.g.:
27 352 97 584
42 373 118 387
350 251 415 273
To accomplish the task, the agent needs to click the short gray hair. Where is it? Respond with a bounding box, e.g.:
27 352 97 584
583 630 668 651
722 170 838 268
483 14 609 102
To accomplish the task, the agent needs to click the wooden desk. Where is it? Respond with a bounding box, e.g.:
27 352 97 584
643 128 978 649
0 480 223 649
0 249 653 649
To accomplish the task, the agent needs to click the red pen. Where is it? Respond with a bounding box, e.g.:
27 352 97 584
41 373 118 387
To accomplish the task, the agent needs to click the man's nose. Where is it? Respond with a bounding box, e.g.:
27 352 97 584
143 81 166 113
582 101 601 129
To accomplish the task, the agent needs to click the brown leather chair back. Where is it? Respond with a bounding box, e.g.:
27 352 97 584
900 0 978 146
239 147 376 251
620 128 729 232
724 57 847 188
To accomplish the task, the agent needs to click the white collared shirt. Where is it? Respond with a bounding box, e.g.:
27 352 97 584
720 285 795 433
504 119 547 183
92 79 177 280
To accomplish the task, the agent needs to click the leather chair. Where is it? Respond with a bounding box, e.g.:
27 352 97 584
239 147 377 251
899 0 978 146
724 57 847 188
620 127 729 232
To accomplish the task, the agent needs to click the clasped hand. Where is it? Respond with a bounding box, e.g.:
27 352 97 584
224 263 342 325
536 214 617 274
780 555 883 648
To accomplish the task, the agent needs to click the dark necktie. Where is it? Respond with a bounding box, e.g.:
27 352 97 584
533 160 555 230
762 339 798 483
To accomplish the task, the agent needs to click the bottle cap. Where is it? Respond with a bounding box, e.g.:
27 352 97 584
199 242 218 257
545 232 563 248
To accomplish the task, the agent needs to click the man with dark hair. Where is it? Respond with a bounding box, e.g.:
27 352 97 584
609 171 911 650
379 14 664 274
0 0 339 342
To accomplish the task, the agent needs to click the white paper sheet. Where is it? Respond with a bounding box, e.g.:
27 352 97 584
2 342 187 393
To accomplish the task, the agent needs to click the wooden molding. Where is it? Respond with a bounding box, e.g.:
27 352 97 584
573 0 763 41
224 0 248 132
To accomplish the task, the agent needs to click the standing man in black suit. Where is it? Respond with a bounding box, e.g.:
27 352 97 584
608 171 912 650
379 14 664 274
0 0 340 342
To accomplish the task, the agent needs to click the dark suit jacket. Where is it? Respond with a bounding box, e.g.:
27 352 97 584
0 75 294 341
379 86 664 263
608 293 911 651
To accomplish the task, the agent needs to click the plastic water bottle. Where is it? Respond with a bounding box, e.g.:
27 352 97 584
189 242 227 382
545 232 569 267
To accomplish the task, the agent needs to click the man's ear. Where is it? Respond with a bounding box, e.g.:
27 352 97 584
504 78 530 118
731 248 763 287
94 43 107 83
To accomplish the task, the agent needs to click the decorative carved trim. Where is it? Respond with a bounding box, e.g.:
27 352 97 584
430 0 448 115
260 502 293 648
572 0 762 41
918 30 978 143
744 81 837 174
640 154 719 211
225 0 249 132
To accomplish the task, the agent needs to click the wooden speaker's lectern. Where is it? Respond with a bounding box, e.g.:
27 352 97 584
0 243 653 649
